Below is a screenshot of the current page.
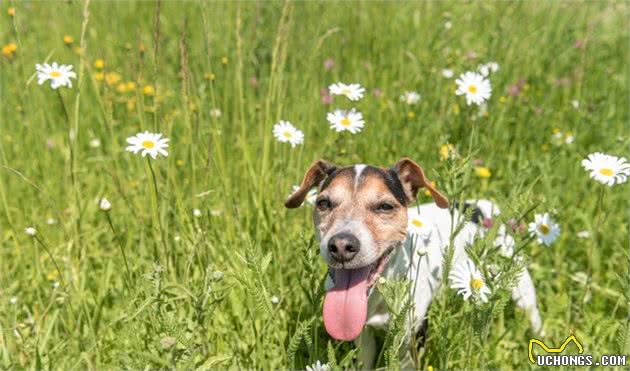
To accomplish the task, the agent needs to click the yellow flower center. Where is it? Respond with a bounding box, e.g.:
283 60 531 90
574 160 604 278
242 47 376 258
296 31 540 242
340 117 351 127
539 224 550 235
283 131 292 139
412 219 423 228
599 168 614 177
342 88 352 96
470 278 484 290
468 84 478 94
142 140 155 149
50 71 62 78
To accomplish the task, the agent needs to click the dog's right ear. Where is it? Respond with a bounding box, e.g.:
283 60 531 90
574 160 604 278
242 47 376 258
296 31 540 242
285 160 336 208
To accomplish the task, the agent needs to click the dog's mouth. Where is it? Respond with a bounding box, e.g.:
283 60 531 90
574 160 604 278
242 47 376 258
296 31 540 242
323 247 394 341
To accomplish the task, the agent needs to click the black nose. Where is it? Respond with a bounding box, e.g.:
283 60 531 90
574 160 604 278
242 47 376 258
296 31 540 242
328 233 361 263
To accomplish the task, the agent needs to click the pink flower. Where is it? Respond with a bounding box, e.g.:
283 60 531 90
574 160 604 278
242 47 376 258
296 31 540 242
324 58 335 71
320 88 332 105
249 76 259 88
372 88 383 98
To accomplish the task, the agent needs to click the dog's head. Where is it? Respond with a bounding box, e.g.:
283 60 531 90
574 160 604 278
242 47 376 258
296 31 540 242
285 158 448 341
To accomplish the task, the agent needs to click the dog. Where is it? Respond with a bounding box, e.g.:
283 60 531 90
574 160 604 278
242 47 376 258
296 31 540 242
285 158 542 368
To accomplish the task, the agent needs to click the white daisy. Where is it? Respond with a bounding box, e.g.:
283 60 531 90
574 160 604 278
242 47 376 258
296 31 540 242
442 68 454 78
306 360 330 371
455 71 492 106
25 227 37 236
328 82 365 101
272 121 304 148
99 198 111 211
35 62 77 89
407 214 432 241
478 61 499 76
577 230 591 239
326 109 364 134
400 91 421 105
270 295 280 305
528 213 560 246
581 152 630 186
291 185 318 206
210 108 222 118
89 138 101 148
125 131 169 159
449 258 491 303
193 208 202 217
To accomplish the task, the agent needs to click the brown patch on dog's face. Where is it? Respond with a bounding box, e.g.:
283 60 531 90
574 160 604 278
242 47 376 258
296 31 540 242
314 165 409 269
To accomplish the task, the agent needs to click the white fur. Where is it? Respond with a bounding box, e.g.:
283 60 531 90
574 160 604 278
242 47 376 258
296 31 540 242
353 200 542 368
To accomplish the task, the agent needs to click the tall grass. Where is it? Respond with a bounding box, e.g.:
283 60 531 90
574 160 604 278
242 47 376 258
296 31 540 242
0 1 628 369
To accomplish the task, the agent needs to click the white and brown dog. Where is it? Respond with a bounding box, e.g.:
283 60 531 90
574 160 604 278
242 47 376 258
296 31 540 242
286 158 542 367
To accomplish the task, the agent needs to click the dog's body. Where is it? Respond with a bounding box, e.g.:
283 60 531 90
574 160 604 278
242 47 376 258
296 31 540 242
286 159 542 368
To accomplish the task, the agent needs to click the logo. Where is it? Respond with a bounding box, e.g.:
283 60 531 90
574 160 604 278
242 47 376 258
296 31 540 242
529 334 627 367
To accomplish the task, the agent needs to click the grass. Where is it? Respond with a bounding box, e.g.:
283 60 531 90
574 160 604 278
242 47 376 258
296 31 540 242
0 1 628 369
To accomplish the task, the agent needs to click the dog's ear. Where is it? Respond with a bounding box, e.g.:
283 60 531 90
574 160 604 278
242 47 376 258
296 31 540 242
392 158 449 208
285 160 337 208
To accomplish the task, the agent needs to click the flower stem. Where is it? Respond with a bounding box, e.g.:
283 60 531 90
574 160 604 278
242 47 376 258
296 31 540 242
105 212 132 288
147 157 169 269
33 235 67 290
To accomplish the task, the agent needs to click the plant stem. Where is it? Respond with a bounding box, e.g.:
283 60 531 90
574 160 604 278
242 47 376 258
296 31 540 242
147 157 169 269
105 212 132 288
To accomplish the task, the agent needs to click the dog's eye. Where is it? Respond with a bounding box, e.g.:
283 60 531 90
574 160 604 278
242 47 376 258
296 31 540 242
375 202 395 212
316 198 332 211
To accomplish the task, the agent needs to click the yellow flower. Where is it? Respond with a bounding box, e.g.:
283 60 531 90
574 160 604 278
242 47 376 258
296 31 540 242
407 111 415 119
2 45 13 57
94 59 105 69
204 72 215 81
439 143 458 161
552 127 560 134
475 167 491 178
142 85 155 96
105 72 121 86
176 159 184 166
116 83 129 93
7 42 16 52
499 96 507 103
221 56 228 65
72 46 82 55
8 7 15 16
126 82 136 91
94 72 104 81
63 35 74 45
126 97 136 112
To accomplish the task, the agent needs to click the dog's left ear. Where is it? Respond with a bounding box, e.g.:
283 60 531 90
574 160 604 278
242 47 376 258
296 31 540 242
285 160 337 208
393 158 449 208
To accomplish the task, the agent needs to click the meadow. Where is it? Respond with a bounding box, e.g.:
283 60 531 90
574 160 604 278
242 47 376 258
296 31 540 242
0 1 629 370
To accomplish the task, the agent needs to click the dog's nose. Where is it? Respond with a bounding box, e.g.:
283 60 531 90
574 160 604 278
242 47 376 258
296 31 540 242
328 233 360 263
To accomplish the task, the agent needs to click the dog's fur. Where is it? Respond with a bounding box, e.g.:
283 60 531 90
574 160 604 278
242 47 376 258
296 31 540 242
286 158 542 368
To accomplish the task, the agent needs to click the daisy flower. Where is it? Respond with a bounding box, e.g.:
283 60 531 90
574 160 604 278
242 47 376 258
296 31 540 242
407 214 432 240
400 91 421 105
442 68 454 78
306 360 330 371
125 131 169 159
455 71 492 106
528 213 560 246
25 227 37 236
449 258 491 303
272 121 304 148
326 109 364 134
35 62 77 89
478 61 499 76
581 152 630 186
328 82 365 101
99 198 112 212
291 185 317 206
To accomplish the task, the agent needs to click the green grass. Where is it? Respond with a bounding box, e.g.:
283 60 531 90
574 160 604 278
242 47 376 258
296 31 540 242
0 1 628 369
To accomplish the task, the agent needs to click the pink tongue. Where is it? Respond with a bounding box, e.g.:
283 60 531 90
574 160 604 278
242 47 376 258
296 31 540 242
323 267 370 341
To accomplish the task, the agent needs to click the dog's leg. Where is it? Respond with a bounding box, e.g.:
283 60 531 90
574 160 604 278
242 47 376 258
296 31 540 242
511 268 543 334
355 326 377 369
